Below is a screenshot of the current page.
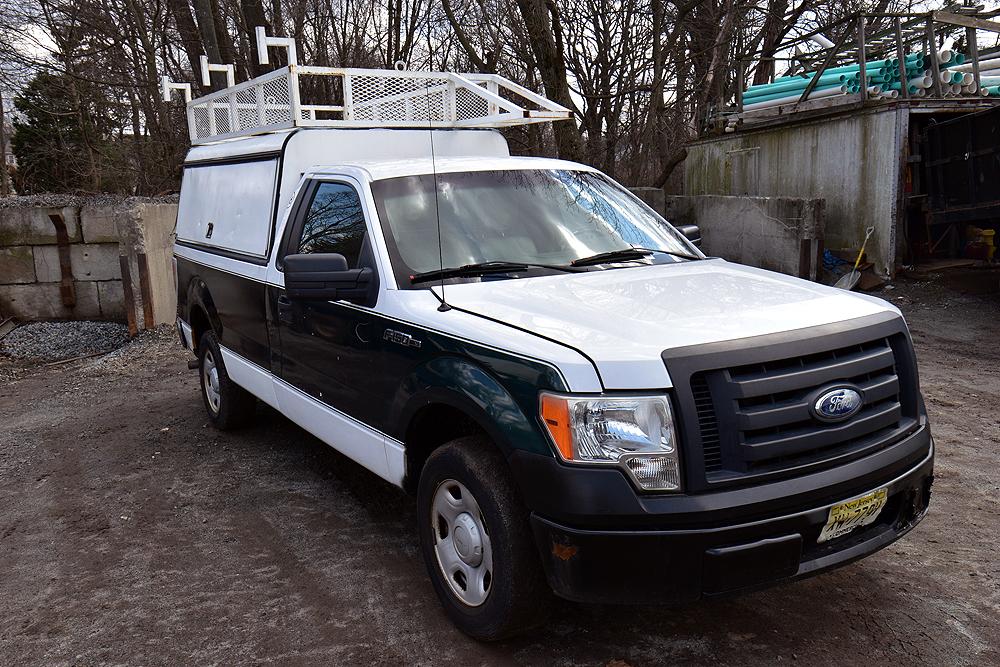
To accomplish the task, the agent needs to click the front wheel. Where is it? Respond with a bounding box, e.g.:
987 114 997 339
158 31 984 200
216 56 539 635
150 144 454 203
417 436 552 640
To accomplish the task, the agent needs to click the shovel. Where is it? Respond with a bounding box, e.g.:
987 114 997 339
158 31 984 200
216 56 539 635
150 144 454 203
835 226 875 291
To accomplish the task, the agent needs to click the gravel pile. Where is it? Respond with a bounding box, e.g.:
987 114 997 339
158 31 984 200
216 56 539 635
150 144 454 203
0 321 130 362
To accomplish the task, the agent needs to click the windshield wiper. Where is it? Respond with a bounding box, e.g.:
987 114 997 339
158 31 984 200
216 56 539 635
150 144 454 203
410 261 583 285
570 246 702 267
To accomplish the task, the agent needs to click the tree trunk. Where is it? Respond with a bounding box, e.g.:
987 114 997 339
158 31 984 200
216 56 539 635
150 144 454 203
240 0 272 76
0 86 8 196
192 0 226 88
514 0 582 162
167 0 206 87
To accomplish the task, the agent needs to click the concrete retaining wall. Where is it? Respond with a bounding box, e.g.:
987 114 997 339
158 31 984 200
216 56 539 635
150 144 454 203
631 187 825 280
0 197 178 331
664 195 825 280
683 106 901 277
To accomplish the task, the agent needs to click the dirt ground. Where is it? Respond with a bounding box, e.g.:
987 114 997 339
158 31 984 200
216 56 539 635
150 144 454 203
1 270 998 667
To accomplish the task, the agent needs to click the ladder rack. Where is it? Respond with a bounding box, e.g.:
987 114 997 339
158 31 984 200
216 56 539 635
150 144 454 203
174 65 572 144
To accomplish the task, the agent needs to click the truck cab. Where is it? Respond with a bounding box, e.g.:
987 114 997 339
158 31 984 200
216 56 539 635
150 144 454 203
170 62 932 641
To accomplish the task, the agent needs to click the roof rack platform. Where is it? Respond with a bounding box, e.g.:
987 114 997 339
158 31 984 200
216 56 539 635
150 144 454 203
176 65 572 145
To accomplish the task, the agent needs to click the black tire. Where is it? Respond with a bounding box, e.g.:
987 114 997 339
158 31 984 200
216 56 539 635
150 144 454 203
417 436 553 640
198 330 256 430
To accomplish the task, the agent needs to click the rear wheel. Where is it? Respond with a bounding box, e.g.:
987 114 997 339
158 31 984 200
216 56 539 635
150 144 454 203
417 436 552 640
198 331 256 430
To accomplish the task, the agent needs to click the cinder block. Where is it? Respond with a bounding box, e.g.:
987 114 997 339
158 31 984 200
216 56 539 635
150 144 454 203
0 207 81 246
33 243 122 283
0 280 101 320
0 246 36 284
97 280 126 320
80 207 120 243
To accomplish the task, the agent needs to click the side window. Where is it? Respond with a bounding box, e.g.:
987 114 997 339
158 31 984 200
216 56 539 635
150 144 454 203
298 181 367 266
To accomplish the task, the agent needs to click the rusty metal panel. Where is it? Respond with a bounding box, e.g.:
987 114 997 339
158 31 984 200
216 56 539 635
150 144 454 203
47 213 76 308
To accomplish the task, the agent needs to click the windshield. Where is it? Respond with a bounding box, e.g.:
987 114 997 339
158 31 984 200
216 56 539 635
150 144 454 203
370 169 699 288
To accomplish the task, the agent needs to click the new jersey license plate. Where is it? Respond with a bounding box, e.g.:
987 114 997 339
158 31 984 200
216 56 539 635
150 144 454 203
817 487 888 543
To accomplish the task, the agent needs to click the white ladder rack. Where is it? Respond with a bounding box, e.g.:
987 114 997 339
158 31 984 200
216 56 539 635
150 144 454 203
171 64 572 144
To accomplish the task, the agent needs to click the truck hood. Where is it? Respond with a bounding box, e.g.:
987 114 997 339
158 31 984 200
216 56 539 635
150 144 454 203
432 259 899 389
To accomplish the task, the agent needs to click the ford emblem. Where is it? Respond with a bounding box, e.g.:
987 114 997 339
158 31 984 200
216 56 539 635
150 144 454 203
811 386 864 422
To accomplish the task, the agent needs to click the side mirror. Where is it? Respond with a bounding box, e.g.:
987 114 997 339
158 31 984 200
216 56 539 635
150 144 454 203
284 253 373 303
676 224 702 247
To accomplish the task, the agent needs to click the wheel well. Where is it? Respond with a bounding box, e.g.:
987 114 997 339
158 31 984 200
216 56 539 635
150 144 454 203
189 305 211 353
403 403 490 494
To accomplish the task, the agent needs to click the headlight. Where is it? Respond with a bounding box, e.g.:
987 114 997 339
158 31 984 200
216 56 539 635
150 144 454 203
539 393 681 492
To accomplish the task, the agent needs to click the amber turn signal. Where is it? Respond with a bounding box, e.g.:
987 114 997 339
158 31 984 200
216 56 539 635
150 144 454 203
540 394 573 460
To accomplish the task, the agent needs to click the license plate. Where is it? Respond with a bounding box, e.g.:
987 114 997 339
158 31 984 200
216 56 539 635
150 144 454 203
817 487 888 543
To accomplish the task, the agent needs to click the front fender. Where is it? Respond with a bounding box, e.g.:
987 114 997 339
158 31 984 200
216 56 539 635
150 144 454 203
391 355 555 459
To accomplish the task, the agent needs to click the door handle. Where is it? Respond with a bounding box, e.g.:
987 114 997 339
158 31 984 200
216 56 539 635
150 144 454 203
277 295 294 325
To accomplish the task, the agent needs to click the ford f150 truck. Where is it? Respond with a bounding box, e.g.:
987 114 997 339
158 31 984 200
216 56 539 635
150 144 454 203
168 61 932 641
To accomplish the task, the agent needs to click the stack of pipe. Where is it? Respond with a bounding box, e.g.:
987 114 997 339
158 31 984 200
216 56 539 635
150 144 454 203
740 48 1000 112
950 54 1000 97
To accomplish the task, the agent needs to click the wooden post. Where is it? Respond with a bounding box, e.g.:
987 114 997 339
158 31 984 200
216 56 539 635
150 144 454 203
736 59 745 112
926 16 944 98
858 15 869 101
967 26 981 91
895 18 911 100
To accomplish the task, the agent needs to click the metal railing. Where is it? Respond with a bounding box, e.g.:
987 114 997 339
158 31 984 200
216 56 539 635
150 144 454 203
163 30 572 145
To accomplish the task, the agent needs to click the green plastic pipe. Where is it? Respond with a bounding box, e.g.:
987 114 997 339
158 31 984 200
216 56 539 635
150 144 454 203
744 72 854 99
743 82 848 103
775 60 890 79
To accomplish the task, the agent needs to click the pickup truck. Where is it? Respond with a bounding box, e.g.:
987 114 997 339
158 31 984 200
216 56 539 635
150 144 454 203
173 94 932 641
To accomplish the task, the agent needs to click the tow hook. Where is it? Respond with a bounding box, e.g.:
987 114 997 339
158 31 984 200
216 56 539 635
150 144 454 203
187 358 200 370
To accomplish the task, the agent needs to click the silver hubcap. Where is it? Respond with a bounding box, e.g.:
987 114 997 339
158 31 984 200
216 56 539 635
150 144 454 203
203 350 221 414
431 479 493 607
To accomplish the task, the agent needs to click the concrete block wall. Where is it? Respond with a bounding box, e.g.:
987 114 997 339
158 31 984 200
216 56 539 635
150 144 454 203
0 196 178 329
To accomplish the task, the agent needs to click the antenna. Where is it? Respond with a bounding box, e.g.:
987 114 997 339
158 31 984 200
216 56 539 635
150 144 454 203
424 79 450 312
160 76 192 103
200 55 236 88
255 26 298 66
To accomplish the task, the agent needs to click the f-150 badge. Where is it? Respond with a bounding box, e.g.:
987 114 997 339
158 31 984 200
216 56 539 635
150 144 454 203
384 329 422 349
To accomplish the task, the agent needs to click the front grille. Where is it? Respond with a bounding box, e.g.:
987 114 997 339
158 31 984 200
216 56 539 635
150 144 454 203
664 315 921 490
732 338 902 470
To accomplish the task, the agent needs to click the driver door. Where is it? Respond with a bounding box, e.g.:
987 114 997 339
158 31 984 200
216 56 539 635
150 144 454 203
271 177 384 428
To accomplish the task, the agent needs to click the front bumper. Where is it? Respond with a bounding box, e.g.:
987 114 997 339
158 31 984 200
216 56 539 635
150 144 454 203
517 427 933 604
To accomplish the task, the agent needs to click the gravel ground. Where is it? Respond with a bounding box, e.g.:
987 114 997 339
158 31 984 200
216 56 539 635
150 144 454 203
0 321 130 362
0 271 997 666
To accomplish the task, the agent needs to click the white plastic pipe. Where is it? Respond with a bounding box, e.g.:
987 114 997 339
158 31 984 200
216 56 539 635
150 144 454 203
952 56 1000 73
910 75 932 89
742 85 846 111
937 49 954 64
962 72 974 85
964 83 979 95
868 85 882 95
914 88 927 97
811 33 835 49
951 83 963 94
